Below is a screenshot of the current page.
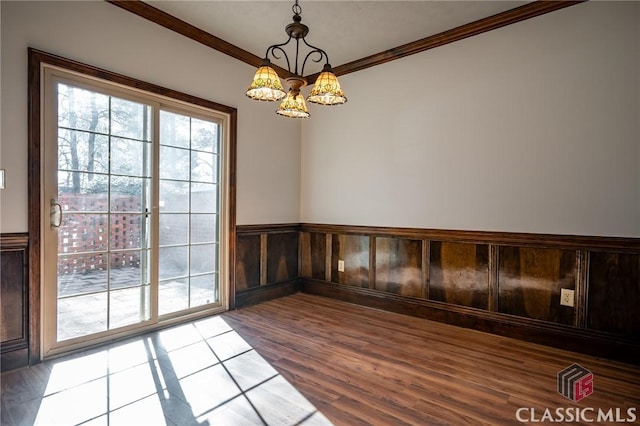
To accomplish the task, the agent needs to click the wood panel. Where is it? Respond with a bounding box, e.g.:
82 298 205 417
235 234 261 291
266 232 299 284
331 234 369 287
488 245 499 311
498 247 576 325
300 232 326 280
301 223 640 252
374 237 422 298
0 348 29 373
1 251 26 343
1 233 29 372
429 241 489 309
587 252 640 338
235 225 300 307
235 281 299 309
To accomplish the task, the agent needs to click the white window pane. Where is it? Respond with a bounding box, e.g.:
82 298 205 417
58 130 109 174
110 285 151 329
190 244 217 275
160 110 190 148
110 177 150 212
110 214 146 250
58 173 109 208
58 253 107 298
191 151 217 183
58 292 108 341
191 183 217 213
191 214 217 244
111 98 150 141
160 146 190 181
159 180 189 213
57 83 110 134
111 138 151 177
191 118 218 153
159 279 189 315
190 274 218 307
160 214 189 246
159 246 188 280
58 213 108 254
109 250 146 288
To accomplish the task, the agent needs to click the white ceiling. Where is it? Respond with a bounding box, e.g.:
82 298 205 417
147 1 529 71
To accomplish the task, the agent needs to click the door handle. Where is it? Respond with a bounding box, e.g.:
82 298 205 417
50 199 62 228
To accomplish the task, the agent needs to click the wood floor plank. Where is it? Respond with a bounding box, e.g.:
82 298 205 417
222 293 640 425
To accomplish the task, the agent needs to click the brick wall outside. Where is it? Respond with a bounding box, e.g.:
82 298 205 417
58 193 142 274
57 190 217 275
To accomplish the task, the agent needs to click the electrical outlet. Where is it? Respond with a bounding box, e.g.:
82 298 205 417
560 288 575 307
337 260 345 272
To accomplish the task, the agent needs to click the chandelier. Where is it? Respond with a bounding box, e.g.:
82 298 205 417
245 0 347 118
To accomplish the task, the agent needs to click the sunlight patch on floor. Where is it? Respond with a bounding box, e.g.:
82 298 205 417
25 316 333 425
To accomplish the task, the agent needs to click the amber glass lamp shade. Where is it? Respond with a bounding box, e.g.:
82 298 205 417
307 64 347 105
276 90 310 118
246 60 286 102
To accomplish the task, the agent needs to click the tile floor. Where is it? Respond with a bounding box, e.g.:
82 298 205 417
1 315 332 426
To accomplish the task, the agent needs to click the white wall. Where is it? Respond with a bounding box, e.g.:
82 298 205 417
3 2 639 237
301 1 640 238
0 1 301 233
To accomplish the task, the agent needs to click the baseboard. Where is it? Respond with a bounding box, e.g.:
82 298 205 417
300 279 640 365
235 280 300 308
1 347 29 372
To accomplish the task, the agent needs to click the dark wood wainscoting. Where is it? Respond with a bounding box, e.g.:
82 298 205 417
430 241 488 308
300 224 640 365
235 224 300 308
1 233 29 372
587 251 640 337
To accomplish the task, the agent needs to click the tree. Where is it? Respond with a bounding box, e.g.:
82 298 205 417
58 84 146 194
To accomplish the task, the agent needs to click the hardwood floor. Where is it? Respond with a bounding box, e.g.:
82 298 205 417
223 293 640 425
2 293 638 425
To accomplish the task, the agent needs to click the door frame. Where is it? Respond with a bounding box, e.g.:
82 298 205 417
28 48 237 363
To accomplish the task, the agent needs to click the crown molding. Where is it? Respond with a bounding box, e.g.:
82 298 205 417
306 1 585 83
107 0 585 84
105 0 292 78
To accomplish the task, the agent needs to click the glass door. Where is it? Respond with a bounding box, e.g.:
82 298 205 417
41 66 228 358
44 78 154 351
158 110 221 316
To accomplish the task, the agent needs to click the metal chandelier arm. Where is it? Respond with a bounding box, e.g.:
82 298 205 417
300 38 329 77
265 38 293 74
